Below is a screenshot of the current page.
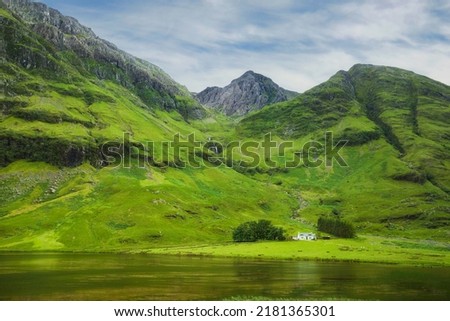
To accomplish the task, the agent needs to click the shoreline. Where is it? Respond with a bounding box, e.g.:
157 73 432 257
0 249 447 268
1 236 449 267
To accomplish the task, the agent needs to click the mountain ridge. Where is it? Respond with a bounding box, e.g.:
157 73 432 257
2 0 205 118
0 1 449 252
196 70 298 116
238 63 450 194
0 0 210 168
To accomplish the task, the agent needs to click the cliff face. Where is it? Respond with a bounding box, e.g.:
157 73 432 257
2 0 204 118
196 71 297 116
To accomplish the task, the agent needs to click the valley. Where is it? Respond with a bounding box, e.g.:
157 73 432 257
0 0 449 268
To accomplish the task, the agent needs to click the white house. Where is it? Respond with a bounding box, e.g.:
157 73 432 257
293 232 317 241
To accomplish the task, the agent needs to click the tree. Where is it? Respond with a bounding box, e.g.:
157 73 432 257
317 217 355 238
232 220 285 242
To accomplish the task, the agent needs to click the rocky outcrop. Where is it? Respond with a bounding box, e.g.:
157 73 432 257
2 0 204 118
196 71 297 116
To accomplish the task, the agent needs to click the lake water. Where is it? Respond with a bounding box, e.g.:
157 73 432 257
0 253 448 300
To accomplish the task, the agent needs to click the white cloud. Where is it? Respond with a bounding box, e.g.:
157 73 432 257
41 0 450 92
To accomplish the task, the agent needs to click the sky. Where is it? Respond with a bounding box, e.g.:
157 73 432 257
40 0 450 93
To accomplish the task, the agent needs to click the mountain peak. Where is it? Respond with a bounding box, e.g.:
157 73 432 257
197 71 298 116
235 70 272 83
241 70 257 77
2 0 95 36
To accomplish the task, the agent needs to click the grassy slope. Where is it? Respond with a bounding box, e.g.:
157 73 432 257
0 161 301 251
0 6 300 252
1 66 449 258
348 65 450 193
0 5 205 167
237 65 450 242
0 3 448 263
1 160 447 266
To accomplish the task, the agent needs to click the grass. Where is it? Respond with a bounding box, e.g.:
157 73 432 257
142 235 450 267
3 158 446 267
0 161 303 251
0 0 449 265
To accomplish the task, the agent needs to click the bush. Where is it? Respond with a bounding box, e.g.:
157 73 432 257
232 220 285 242
317 217 355 238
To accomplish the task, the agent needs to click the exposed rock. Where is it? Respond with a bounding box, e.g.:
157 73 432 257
2 0 204 118
152 199 167 205
196 71 298 116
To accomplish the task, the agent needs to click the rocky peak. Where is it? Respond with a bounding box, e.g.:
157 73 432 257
236 70 258 80
3 0 95 36
196 71 297 116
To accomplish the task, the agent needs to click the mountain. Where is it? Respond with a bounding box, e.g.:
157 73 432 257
0 0 207 167
237 64 450 235
0 1 449 252
196 70 298 116
0 1 299 250
1 0 204 118
238 64 450 191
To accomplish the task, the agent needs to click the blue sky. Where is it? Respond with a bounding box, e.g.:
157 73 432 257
40 0 450 92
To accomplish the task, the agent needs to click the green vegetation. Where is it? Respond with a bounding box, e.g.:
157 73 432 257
235 64 449 242
0 161 300 250
317 217 355 238
144 236 450 266
0 5 205 167
0 4 448 267
232 220 285 242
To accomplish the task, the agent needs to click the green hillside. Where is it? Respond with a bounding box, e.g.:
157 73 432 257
0 1 205 167
0 161 301 251
0 1 303 251
238 65 450 239
0 1 449 255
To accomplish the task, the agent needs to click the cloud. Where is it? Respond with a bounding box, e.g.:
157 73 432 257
41 0 450 92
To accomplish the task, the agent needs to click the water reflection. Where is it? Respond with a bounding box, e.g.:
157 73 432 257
0 253 448 300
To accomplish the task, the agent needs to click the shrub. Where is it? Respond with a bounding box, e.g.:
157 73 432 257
317 217 355 238
232 220 285 242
